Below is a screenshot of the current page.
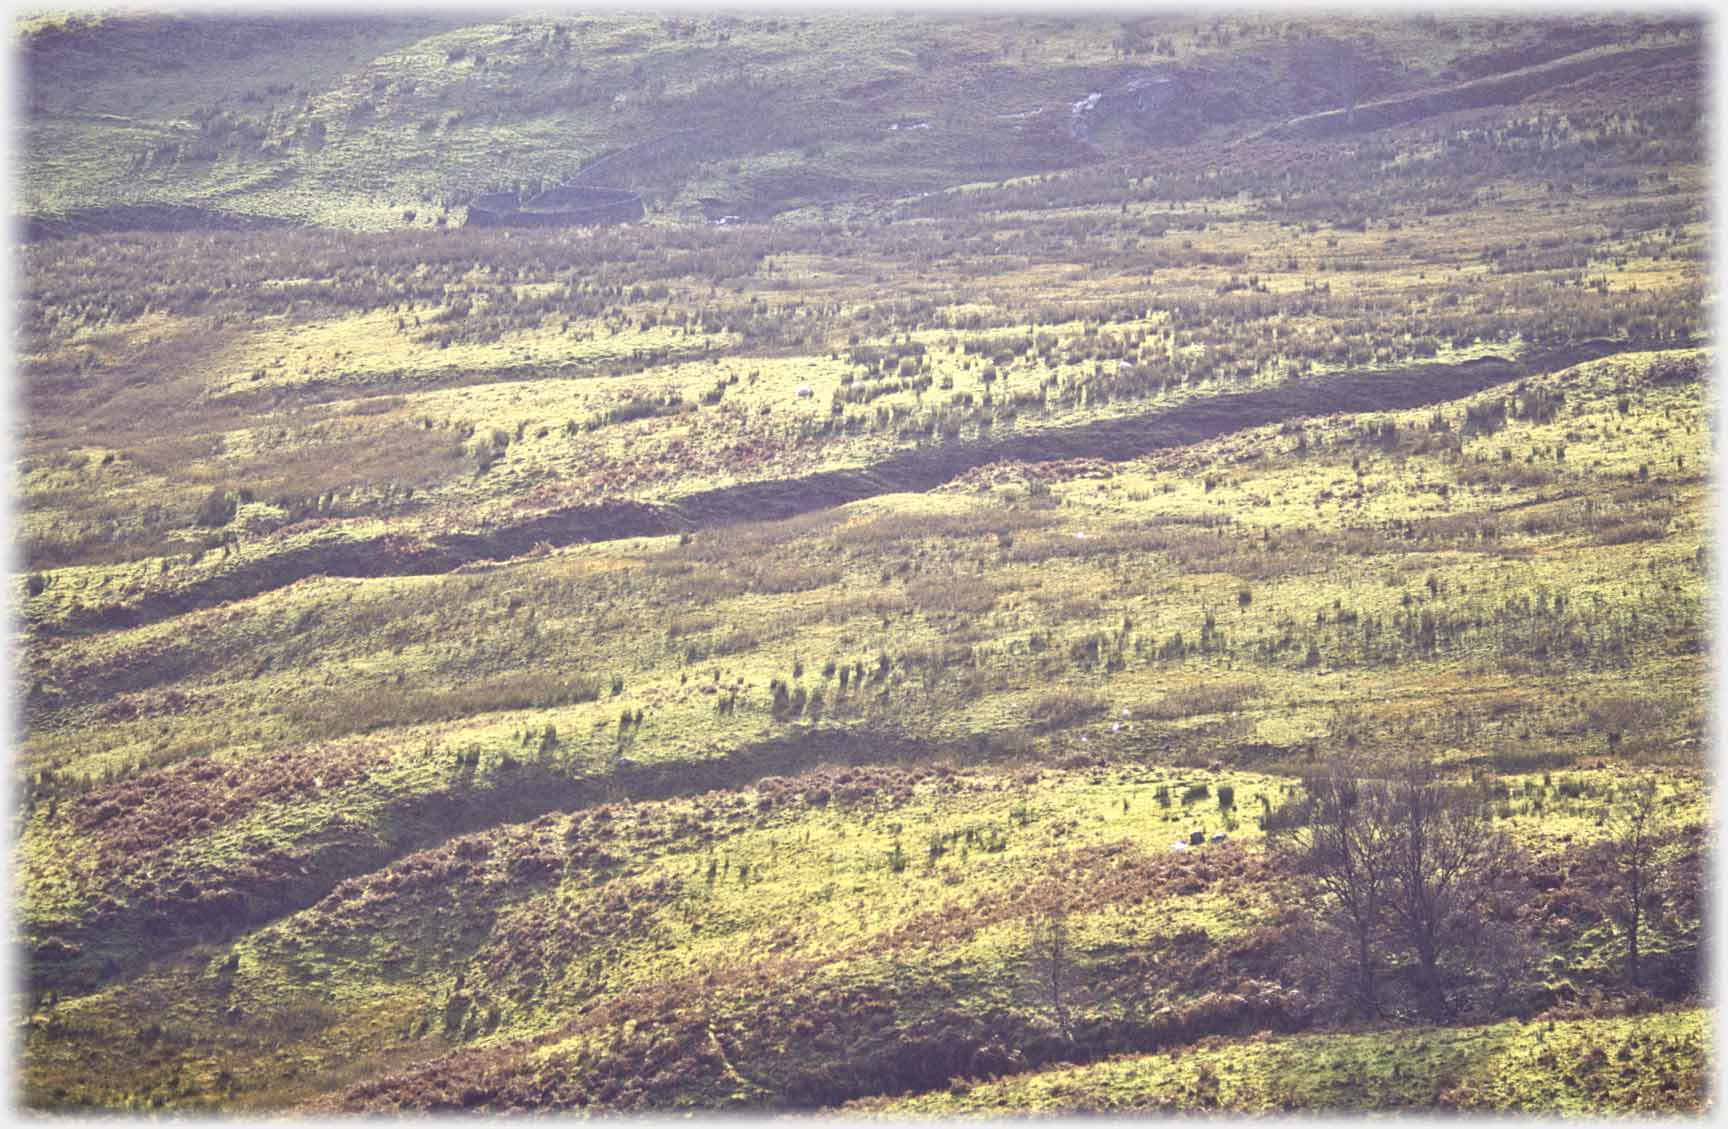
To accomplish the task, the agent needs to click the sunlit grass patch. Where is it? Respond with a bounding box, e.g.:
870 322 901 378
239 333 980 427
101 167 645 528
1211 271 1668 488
862 1008 1708 1115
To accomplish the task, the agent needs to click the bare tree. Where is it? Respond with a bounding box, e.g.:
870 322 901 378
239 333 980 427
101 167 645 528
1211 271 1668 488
1602 777 1665 988
1023 879 1076 1042
1280 769 1393 1018
1276 757 1518 1021
1381 762 1509 1021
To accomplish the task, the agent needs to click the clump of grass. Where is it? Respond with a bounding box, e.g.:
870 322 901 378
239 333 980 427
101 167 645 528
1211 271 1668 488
1143 680 1261 720
281 671 602 741
905 575 1003 616
1029 690 1107 733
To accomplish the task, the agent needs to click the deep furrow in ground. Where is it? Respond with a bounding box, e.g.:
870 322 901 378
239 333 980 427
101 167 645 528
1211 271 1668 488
27 727 944 997
28 338 1666 642
21 204 302 241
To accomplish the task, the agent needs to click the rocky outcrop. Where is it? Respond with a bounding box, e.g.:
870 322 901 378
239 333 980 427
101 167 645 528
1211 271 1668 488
1068 70 1200 146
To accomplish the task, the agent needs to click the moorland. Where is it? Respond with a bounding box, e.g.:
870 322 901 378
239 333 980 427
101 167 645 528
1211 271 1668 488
12 9 1713 1114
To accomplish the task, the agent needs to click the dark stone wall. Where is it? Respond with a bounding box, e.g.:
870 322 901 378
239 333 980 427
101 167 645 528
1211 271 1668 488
525 184 635 210
471 190 522 212
463 206 512 227
464 183 643 228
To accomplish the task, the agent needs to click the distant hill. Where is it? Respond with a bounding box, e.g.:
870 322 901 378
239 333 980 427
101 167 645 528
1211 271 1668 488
17 11 1697 232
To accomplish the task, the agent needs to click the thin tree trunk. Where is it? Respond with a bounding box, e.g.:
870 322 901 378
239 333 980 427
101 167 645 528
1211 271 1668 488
1414 934 1446 1020
1356 931 1379 1018
1627 896 1641 987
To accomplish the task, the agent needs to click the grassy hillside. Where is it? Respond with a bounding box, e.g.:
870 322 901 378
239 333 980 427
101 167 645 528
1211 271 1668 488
18 11 1699 228
19 346 1712 1110
857 1009 1711 1114
21 748 1709 1110
13 9 1712 1117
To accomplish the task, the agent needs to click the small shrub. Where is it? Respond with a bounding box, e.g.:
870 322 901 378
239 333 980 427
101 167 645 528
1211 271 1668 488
195 487 236 528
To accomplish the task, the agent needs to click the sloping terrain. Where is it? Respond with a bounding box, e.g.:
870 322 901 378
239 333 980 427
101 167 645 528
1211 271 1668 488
16 11 1698 228
12 11 1713 1116
856 1010 1710 1115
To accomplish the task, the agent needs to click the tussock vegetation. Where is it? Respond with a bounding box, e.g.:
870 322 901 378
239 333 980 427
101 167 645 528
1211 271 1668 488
279 670 604 741
861 1008 1710 1115
905 574 1010 617
833 508 1060 549
1028 690 1109 733
14 9 1710 1118
1142 679 1262 721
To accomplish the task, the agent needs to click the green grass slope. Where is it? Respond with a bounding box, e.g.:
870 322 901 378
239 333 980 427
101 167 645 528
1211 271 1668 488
857 1009 1711 1115
22 752 1707 1112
